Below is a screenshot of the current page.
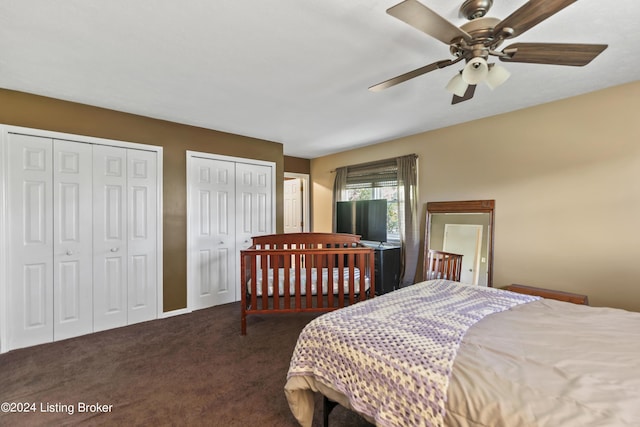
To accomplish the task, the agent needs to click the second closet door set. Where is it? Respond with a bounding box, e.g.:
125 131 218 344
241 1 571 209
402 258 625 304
188 153 274 311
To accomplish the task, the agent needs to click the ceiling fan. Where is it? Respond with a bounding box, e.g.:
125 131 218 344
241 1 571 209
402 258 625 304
369 0 607 104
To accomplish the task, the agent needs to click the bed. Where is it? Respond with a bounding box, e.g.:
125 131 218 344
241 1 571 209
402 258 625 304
285 280 640 427
240 232 375 335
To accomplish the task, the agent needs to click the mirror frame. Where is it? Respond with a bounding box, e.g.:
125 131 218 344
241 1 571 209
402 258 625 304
424 200 495 287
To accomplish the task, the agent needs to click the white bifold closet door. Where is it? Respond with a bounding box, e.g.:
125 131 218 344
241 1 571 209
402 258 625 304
191 158 236 308
189 156 273 310
7 133 157 349
54 140 94 341
93 145 157 332
9 134 55 349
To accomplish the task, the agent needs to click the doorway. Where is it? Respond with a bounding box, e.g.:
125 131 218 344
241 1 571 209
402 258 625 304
283 172 309 233
443 224 483 285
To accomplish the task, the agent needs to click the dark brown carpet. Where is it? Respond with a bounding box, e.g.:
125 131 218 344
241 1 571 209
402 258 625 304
0 303 373 426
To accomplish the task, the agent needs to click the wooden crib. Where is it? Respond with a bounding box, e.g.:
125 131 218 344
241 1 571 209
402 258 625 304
240 233 375 335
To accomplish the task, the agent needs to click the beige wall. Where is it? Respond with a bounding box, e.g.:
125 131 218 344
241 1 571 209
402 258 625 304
0 89 284 312
311 81 640 312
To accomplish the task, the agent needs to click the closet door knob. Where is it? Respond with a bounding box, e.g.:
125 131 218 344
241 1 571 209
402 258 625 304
110 247 119 253
66 250 73 256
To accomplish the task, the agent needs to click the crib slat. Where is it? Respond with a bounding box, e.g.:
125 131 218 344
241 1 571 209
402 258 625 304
272 253 280 310
327 253 335 308
261 254 269 309
294 253 302 309
337 251 345 307
305 254 313 309
316 253 323 308
250 255 257 313
356 252 363 302
348 253 355 305
284 252 291 310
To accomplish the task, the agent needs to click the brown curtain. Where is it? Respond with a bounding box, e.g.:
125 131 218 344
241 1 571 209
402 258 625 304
397 154 419 286
331 166 348 232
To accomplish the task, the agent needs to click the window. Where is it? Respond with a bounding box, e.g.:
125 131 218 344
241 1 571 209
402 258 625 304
340 158 400 242
333 154 419 286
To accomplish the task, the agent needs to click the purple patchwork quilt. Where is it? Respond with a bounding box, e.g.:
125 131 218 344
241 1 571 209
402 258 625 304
287 280 539 427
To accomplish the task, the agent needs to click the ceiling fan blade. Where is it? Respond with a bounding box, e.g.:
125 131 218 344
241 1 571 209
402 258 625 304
494 0 578 39
452 84 476 104
387 0 471 45
500 43 608 66
369 59 456 92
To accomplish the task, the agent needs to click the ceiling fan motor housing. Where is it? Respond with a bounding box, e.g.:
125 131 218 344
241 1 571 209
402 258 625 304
460 0 493 20
452 17 502 60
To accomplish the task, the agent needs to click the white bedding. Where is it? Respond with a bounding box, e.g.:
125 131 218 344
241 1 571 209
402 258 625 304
247 267 370 296
285 282 640 427
444 298 640 427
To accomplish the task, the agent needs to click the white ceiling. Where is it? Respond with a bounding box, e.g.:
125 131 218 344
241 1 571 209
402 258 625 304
1 0 638 158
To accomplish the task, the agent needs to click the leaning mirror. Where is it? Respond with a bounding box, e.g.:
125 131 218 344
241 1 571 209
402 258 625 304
424 200 495 287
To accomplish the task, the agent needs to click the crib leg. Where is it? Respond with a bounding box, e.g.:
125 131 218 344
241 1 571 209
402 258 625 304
241 311 247 336
323 396 339 427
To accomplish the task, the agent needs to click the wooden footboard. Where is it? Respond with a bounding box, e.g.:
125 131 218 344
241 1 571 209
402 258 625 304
240 233 375 335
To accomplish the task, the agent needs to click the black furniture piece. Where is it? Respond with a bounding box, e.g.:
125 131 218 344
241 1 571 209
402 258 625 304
372 245 401 295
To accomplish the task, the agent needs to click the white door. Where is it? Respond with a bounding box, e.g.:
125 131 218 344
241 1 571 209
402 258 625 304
443 224 482 285
93 145 128 331
235 161 273 254
190 157 237 309
188 154 274 310
8 134 54 349
53 140 93 340
283 178 302 233
127 149 158 324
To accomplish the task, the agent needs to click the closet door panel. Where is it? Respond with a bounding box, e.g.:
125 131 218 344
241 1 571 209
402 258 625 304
127 149 157 324
93 145 128 331
7 134 54 349
190 157 236 309
235 162 272 253
53 140 93 340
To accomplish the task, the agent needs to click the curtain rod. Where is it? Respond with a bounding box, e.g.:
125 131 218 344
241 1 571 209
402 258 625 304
329 153 417 173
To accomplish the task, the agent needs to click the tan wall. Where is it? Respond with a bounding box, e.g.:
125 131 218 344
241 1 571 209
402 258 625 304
0 89 284 312
311 81 640 312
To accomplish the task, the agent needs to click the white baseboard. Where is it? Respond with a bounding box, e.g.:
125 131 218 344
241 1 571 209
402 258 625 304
160 307 191 318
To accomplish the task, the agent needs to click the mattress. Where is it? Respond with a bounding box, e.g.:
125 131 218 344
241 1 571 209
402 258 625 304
247 267 370 296
285 281 640 427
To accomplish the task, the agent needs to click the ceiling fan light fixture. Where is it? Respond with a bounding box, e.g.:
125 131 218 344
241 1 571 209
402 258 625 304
461 57 488 84
485 64 511 90
372 0 606 103
445 72 468 98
